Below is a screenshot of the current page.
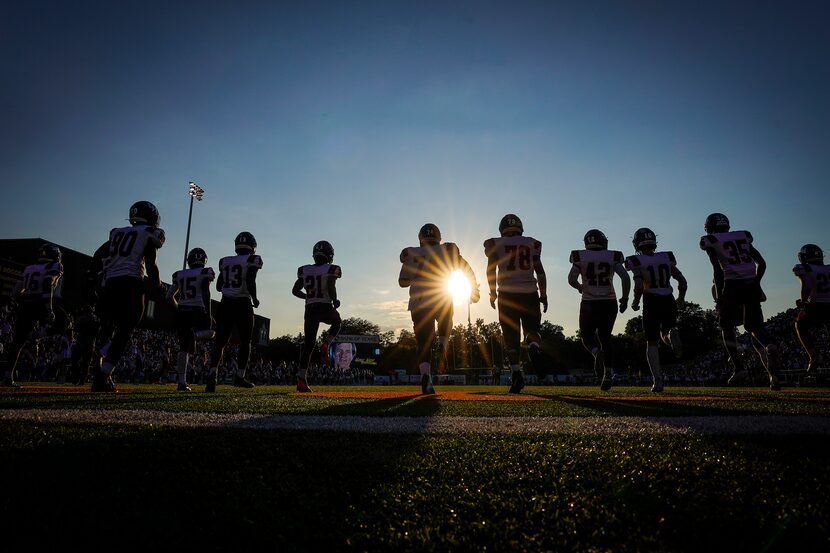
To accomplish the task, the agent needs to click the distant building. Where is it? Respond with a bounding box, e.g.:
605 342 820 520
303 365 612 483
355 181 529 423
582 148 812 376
0 238 270 346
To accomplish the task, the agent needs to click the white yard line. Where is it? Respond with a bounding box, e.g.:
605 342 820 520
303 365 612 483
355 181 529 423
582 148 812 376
2 409 830 434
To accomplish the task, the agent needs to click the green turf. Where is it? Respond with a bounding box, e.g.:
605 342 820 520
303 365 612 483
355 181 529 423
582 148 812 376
2 385 829 551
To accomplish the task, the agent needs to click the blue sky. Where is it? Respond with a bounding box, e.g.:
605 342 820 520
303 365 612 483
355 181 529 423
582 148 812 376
2 1 828 338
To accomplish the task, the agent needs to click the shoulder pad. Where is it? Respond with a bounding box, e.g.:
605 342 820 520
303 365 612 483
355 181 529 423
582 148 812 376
793 264 811 276
203 268 216 279
150 227 166 247
533 239 542 254
399 248 410 263
745 230 753 243
613 251 624 263
569 250 580 263
699 235 717 249
667 251 677 265
483 238 495 256
249 255 263 268
625 255 640 268
172 270 180 280
50 262 64 275
297 266 305 278
329 264 342 276
445 242 460 257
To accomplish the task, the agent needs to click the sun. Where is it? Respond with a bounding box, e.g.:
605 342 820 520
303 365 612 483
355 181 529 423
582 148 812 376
447 270 472 305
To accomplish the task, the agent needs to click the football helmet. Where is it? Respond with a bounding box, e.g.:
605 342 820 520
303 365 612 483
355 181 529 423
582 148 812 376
234 232 257 254
129 201 160 227
418 223 441 246
704 212 730 234
313 240 335 263
499 214 523 236
798 244 824 265
632 227 657 253
187 247 208 268
584 229 608 251
38 243 61 263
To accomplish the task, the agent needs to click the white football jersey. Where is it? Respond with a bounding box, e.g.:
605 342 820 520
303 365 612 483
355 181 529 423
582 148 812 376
625 251 677 296
104 224 165 280
171 267 215 309
569 249 624 301
793 263 830 304
298 263 342 305
218 254 263 299
400 242 463 310
20 262 63 301
699 230 757 281
483 235 541 293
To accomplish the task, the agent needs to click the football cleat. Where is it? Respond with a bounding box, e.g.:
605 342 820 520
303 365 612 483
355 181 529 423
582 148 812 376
508 372 525 394
727 370 747 386
312 240 335 264
704 212 730 234
177 383 192 392
420 374 435 395
600 372 612 392
129 201 161 227
186 247 208 268
499 214 524 236
90 372 117 393
233 375 255 388
651 376 664 393
584 229 608 251
798 244 824 265
296 378 313 393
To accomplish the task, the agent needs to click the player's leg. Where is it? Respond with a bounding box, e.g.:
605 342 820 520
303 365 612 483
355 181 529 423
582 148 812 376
521 293 546 381
718 282 748 384
298 306 321 392
232 300 255 388
1 305 39 386
435 300 454 377
318 305 342 358
206 300 233 392
95 278 144 392
579 301 602 380
796 306 818 372
642 295 663 392
743 282 779 390
411 307 435 394
498 293 524 393
596 300 617 392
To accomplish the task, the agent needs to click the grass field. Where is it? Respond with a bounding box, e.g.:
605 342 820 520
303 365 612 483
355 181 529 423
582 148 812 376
2 384 829 552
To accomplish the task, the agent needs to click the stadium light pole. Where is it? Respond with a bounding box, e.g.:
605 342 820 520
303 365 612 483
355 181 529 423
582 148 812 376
183 181 205 269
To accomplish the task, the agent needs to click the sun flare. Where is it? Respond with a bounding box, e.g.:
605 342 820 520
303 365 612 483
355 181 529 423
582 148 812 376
447 270 472 305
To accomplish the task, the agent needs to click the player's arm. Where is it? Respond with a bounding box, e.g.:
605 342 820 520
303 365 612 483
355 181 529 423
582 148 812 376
750 245 767 280
485 253 498 308
567 265 582 294
327 275 340 308
247 267 260 308
706 249 724 301
291 277 306 300
201 278 212 318
615 262 631 313
166 278 179 306
144 244 160 288
534 256 548 313
457 254 480 303
672 266 688 304
398 249 413 288
630 269 644 311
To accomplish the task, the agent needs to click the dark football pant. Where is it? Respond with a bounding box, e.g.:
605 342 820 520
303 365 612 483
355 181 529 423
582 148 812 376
301 303 342 370
719 279 765 332
411 300 453 367
796 303 830 354
579 299 617 362
175 307 211 354
100 276 145 368
642 294 678 343
498 291 542 365
1 300 49 376
210 297 254 376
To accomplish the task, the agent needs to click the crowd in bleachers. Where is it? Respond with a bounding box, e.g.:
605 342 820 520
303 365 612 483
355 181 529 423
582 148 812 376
0 304 376 386
1 303 826 387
